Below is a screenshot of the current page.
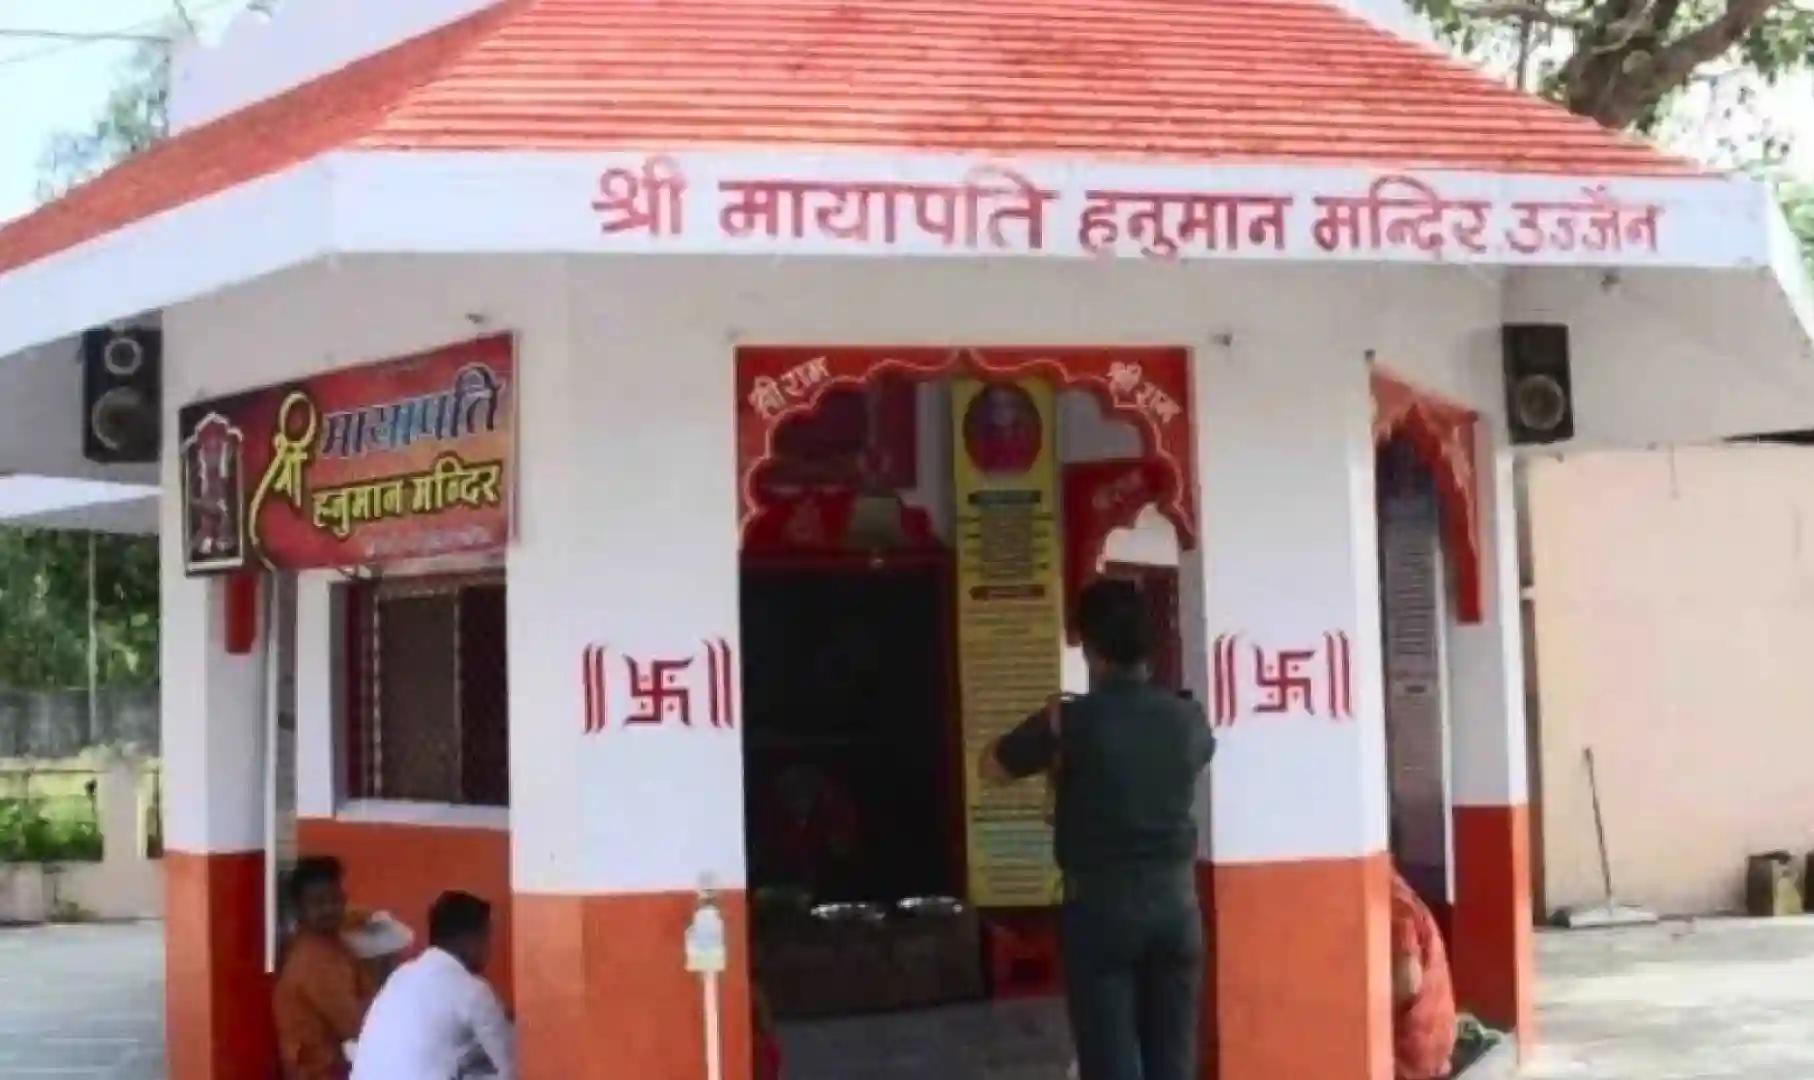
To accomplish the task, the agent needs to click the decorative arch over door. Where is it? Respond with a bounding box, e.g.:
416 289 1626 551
736 346 1199 544
1371 367 1483 624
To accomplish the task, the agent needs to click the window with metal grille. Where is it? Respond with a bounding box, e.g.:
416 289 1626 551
345 575 509 807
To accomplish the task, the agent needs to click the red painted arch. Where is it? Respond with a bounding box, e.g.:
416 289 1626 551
1372 368 1483 624
736 347 1199 554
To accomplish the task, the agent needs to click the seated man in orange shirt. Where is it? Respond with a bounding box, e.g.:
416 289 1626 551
274 857 377 1080
1392 870 1458 1080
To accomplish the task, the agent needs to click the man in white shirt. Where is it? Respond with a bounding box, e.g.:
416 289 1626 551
352 891 516 1080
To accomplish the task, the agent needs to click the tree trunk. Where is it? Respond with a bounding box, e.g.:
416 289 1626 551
1561 0 1784 130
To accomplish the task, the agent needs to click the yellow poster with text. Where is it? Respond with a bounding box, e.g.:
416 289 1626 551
952 377 1064 908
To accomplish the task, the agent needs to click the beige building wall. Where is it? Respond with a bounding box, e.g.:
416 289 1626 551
1530 445 1814 917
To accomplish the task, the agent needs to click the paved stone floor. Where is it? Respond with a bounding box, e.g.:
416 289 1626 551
11 916 1814 1078
778 997 1072 1080
1527 917 1814 1079
0 922 164 1079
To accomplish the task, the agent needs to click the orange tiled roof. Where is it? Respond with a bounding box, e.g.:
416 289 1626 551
0 0 1699 276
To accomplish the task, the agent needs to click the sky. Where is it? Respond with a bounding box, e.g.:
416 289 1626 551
0 0 1809 226
0 0 248 221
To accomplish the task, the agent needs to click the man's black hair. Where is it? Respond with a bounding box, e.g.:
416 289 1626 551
1078 578 1151 668
288 856 344 906
429 891 492 948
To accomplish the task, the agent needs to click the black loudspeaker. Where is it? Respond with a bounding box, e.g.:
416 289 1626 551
82 327 161 464
1502 323 1574 445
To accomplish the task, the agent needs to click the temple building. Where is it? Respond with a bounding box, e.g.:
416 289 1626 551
1 1 1811 1077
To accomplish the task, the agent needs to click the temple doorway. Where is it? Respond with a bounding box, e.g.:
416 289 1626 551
733 348 1202 1077
1371 369 1485 930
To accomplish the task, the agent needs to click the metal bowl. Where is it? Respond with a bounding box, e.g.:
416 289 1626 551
897 896 965 918
811 902 886 925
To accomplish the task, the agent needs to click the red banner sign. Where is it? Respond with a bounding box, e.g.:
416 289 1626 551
736 346 1198 551
178 335 514 575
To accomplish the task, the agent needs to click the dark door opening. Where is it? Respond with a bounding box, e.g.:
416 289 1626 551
741 555 958 906
1377 439 1454 926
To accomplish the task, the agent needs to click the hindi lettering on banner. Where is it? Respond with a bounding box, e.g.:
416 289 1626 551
718 167 1058 250
176 335 516 575
593 155 687 237
1079 189 1294 258
746 354 832 420
1106 361 1185 427
719 180 801 239
583 153 1678 263
1312 174 1494 255
318 363 504 458
1504 185 1663 255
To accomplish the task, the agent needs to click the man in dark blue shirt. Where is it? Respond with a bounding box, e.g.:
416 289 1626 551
983 579 1214 1080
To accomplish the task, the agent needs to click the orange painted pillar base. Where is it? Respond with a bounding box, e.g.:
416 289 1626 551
164 851 275 1080
515 890 753 1080
1451 805 1536 1044
1211 854 1393 1080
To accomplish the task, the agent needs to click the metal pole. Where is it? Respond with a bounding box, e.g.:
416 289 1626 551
262 575 282 973
87 533 98 744
702 971 722 1080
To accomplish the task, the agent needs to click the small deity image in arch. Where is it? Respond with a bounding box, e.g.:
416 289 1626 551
181 412 248 574
962 381 1043 477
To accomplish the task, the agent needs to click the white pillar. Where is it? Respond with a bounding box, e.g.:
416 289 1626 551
507 260 751 1079
1445 431 1535 1040
1193 332 1392 1080
1448 438 1529 811
158 401 274 1078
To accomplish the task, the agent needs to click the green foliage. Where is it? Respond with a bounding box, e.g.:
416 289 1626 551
1407 0 1814 125
1737 0 1814 76
35 41 169 201
49 898 99 923
1409 0 1814 270
11 41 170 695
1783 181 1814 278
0 530 159 690
0 797 103 864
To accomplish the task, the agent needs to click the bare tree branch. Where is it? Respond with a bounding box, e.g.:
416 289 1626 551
1558 0 1646 114
1591 0 1664 55
1649 0 1783 84
1648 0 1687 38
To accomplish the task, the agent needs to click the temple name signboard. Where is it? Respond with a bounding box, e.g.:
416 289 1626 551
583 153 1710 266
178 334 514 575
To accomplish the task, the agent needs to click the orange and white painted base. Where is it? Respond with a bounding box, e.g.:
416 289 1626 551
1451 803 1536 1043
160 853 755 1080
158 848 1532 1080
1205 855 1394 1080
164 850 275 1080
514 891 752 1080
